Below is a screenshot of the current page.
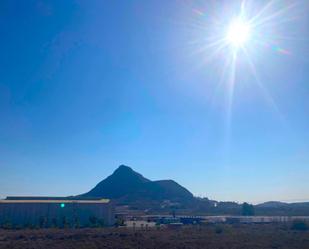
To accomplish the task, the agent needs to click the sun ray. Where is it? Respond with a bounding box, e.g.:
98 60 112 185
225 50 237 131
210 53 232 108
223 50 238 159
249 0 281 24
183 0 304 139
250 2 299 28
241 47 286 123
186 40 228 74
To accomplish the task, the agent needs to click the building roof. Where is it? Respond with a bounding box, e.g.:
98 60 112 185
5 196 104 200
0 198 110 204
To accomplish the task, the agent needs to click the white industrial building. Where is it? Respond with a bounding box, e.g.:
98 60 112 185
0 197 115 228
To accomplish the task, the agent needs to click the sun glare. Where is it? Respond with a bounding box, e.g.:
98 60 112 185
189 0 297 140
226 19 251 47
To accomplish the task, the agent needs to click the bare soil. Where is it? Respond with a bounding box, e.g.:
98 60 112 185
0 223 308 249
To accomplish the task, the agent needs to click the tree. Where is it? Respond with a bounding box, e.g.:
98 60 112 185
73 216 80 229
89 216 98 227
51 218 58 228
62 216 69 228
115 216 124 227
291 220 308 231
242 202 255 216
98 218 105 227
2 218 12 229
39 216 47 228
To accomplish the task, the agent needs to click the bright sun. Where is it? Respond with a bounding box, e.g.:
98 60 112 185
226 19 251 47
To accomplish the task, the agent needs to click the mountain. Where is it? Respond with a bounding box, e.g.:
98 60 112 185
81 165 150 199
78 165 309 215
255 201 309 216
256 201 289 208
79 165 194 208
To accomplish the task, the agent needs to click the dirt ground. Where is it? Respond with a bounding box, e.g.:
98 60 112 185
0 223 308 249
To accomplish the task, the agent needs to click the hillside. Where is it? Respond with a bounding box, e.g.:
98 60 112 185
79 165 194 209
78 165 309 215
80 165 150 199
255 201 309 216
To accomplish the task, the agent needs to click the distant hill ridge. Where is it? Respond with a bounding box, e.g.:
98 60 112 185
76 165 309 215
79 165 194 205
4 165 309 215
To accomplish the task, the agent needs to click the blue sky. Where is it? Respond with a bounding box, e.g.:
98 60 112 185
0 0 308 203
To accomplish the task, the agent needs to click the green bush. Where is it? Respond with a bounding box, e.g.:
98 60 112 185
242 202 255 216
215 226 223 234
291 221 308 231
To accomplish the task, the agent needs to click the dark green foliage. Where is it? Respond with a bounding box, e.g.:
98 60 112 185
291 220 308 231
62 216 69 228
97 218 105 227
88 216 105 228
24 223 35 229
115 216 124 227
242 202 255 216
39 216 47 228
73 217 80 229
2 219 12 229
51 218 58 228
89 216 98 227
215 226 223 234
